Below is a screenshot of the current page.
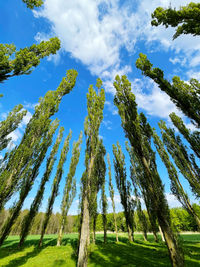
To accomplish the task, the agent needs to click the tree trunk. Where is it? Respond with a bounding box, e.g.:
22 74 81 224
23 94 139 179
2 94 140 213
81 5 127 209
77 195 90 267
104 222 107 244
57 222 64 246
113 213 119 242
92 217 96 244
158 217 184 267
159 225 165 242
127 225 133 242
143 231 147 242
153 231 159 242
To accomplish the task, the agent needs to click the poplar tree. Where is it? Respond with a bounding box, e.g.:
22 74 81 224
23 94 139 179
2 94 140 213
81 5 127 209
0 69 78 210
159 121 200 198
19 127 64 247
0 104 27 151
39 130 72 247
77 79 105 267
0 120 58 246
151 2 200 39
57 131 82 246
127 144 159 242
113 142 135 242
107 153 118 242
22 0 43 9
114 74 184 267
0 38 60 83
90 139 106 244
136 54 200 127
99 142 107 244
153 130 200 229
131 171 148 241
169 112 200 159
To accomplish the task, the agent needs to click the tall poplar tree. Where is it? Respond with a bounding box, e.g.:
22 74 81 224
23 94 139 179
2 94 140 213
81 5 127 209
57 131 82 246
0 69 78 210
169 113 200 159
114 74 184 267
130 169 148 241
39 130 72 247
159 121 200 198
113 142 135 242
151 2 200 40
0 38 60 83
107 153 118 242
0 104 27 151
153 130 200 229
19 127 64 247
136 54 200 127
98 142 107 244
90 139 106 244
127 144 159 242
77 79 105 267
0 119 58 246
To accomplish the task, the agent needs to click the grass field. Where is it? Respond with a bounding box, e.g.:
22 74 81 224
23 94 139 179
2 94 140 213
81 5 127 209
0 233 200 266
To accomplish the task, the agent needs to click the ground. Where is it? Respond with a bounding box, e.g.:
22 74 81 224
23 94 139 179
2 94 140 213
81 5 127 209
0 233 199 266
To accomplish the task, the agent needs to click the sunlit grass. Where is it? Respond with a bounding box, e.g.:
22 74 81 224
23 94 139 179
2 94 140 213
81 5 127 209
0 233 199 266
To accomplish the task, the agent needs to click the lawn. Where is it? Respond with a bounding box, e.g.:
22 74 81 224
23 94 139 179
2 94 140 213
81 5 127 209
0 233 199 266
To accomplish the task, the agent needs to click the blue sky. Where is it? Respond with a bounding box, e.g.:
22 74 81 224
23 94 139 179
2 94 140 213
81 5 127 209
1 0 200 214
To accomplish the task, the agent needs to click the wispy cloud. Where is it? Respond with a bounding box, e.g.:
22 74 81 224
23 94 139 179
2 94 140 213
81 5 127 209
34 0 200 119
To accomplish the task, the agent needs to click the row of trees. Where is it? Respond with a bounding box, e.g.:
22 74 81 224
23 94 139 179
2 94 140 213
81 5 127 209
1 205 199 236
1 1 200 267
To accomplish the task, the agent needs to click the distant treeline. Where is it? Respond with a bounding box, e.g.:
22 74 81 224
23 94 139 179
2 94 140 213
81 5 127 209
1 204 199 236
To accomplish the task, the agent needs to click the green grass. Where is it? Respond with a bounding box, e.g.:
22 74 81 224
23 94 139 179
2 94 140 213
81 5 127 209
0 233 199 266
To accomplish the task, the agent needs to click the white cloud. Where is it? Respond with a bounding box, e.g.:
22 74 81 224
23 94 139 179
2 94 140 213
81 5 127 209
186 70 200 80
23 101 37 110
104 101 118 115
132 78 183 119
103 119 112 130
165 193 182 208
34 0 200 119
20 111 32 127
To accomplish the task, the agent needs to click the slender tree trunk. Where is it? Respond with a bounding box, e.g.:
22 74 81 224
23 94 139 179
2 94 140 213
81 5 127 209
57 220 64 246
0 197 23 246
153 231 159 242
159 225 165 242
104 219 107 244
143 231 147 241
158 217 184 267
113 213 119 242
142 157 184 266
92 216 96 244
127 224 133 242
77 195 90 267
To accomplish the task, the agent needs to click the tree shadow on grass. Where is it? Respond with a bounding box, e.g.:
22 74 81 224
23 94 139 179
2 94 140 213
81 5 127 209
88 241 171 267
0 237 56 262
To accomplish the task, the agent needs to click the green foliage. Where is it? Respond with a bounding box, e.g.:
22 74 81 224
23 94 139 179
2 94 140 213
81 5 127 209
22 0 43 9
0 104 27 151
19 127 64 246
58 131 82 245
114 74 184 266
159 120 200 197
39 130 72 246
113 142 135 241
170 113 200 159
0 69 77 209
0 120 59 246
151 3 200 39
136 53 200 127
0 37 60 83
